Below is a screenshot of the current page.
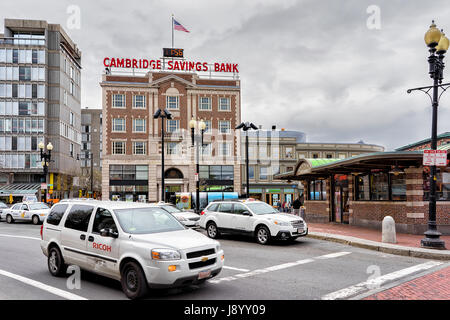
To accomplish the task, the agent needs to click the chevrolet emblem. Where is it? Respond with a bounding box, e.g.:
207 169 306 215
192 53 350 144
201 257 208 262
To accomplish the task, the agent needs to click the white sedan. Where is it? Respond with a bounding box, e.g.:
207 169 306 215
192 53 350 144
2 202 50 225
155 203 201 229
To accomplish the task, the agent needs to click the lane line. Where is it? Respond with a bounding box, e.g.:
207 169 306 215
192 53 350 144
321 260 444 300
0 269 88 300
0 234 40 241
209 251 350 285
223 266 250 272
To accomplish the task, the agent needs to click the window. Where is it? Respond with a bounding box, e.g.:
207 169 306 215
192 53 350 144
370 172 389 200
167 142 179 155
133 118 146 133
218 120 231 134
218 203 233 213
112 118 126 132
219 142 231 156
285 147 294 159
70 112 74 126
167 119 179 133
201 143 211 156
133 95 146 108
199 165 234 180
64 205 94 232
204 120 212 133
391 173 406 201
112 94 125 108
199 97 211 110
70 143 74 157
309 180 326 200
326 153 333 159
92 208 117 234
248 166 255 179
166 96 179 109
260 167 268 180
219 97 231 111
133 141 146 155
233 204 248 214
47 204 68 226
312 153 319 159
112 141 126 154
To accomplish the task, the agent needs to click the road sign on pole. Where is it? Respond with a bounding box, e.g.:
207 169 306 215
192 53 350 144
423 150 435 166
435 150 447 166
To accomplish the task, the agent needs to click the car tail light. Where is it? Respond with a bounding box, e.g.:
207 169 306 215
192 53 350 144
40 225 43 240
200 211 205 215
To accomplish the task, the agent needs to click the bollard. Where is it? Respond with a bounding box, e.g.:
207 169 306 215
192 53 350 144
382 216 397 244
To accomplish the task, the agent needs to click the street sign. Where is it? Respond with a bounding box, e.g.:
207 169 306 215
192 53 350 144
436 150 447 166
423 149 447 166
423 150 435 166
194 173 199 181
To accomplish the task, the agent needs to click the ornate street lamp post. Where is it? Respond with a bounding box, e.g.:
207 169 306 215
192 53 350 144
235 122 258 198
38 141 53 204
407 21 449 249
189 117 206 213
154 108 173 203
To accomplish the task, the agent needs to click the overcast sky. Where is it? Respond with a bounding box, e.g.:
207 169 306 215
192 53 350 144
2 0 450 150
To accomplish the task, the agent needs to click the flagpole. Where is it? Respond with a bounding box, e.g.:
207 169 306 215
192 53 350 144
171 14 174 48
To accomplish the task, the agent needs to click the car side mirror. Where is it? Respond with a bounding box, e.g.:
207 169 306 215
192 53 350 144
242 210 252 216
100 228 118 238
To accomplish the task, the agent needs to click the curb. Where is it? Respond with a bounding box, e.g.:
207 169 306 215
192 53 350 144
307 232 450 261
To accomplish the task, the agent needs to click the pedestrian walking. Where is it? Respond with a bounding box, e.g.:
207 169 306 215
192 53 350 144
292 197 301 216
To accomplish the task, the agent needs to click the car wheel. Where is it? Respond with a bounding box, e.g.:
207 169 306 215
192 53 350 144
206 222 220 239
32 215 40 225
120 261 148 300
6 215 13 224
256 225 271 245
48 246 67 277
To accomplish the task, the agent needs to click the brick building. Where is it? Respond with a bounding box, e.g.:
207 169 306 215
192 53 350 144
100 70 241 203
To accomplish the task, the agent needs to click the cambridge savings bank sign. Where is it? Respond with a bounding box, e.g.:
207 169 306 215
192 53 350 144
103 48 239 73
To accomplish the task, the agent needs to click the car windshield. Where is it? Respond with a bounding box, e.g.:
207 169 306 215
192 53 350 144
29 203 49 210
114 207 185 234
0 202 7 208
161 205 181 213
246 202 279 215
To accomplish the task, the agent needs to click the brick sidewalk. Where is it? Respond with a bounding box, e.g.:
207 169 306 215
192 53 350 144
363 266 450 300
307 222 450 250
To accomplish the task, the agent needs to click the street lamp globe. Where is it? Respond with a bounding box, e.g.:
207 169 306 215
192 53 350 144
47 142 53 151
38 141 45 150
436 31 450 54
425 20 442 48
189 117 197 129
199 119 206 131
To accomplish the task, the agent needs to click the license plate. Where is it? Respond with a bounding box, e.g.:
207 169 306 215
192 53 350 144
198 270 211 280
297 229 303 233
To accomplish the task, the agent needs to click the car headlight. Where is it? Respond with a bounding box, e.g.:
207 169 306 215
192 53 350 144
151 249 181 261
176 216 187 221
274 221 290 226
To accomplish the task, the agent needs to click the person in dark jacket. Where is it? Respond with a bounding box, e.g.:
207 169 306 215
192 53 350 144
292 198 301 216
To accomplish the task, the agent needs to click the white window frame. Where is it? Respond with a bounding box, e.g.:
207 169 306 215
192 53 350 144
166 96 179 110
112 141 126 155
112 118 126 132
166 142 179 155
218 120 231 134
133 95 146 109
112 94 126 108
218 97 231 111
132 118 146 133
219 142 232 156
133 141 147 155
199 97 211 111
166 119 179 133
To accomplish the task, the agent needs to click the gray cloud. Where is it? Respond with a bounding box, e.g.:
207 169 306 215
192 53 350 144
1 0 450 151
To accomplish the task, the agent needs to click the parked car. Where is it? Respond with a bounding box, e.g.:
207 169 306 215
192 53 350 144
2 202 50 225
199 198 308 245
40 200 224 299
155 202 201 229
0 202 8 220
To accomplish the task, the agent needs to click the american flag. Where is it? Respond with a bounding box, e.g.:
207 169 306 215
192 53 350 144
173 19 190 33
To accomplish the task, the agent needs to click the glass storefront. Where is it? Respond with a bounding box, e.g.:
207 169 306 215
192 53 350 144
109 165 148 202
354 171 406 201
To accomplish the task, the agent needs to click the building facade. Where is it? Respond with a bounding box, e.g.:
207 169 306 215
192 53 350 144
80 108 102 198
0 19 81 201
242 128 385 206
100 70 241 203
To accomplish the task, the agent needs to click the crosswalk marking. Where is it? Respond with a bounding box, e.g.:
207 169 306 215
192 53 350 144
321 261 444 300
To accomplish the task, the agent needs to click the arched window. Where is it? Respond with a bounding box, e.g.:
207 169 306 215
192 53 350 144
164 168 183 179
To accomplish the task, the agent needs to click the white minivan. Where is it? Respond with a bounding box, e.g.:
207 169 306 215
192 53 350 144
40 200 224 299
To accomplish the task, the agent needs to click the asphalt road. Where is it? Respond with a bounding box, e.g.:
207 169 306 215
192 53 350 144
0 221 446 300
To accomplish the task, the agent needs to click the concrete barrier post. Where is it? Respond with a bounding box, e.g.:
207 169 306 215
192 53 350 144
382 216 397 244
